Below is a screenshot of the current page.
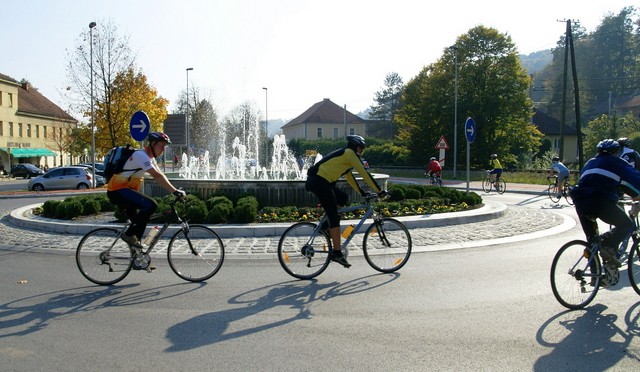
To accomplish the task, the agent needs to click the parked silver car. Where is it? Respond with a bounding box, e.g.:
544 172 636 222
27 166 94 191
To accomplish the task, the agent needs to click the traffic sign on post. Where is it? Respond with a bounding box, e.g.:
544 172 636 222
435 135 449 150
130 111 150 142
465 117 476 143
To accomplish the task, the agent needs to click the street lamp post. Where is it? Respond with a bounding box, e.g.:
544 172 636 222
452 45 459 179
262 87 268 164
89 21 97 187
186 67 193 154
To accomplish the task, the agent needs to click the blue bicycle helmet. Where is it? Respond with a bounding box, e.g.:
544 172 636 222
596 139 620 154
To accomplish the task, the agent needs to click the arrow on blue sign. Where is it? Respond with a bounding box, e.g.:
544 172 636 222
129 111 151 142
465 117 476 143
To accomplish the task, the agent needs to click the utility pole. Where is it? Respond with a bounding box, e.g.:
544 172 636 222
559 19 584 168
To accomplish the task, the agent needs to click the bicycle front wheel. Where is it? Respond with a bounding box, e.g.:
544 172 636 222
278 222 331 280
496 179 507 194
167 225 225 282
363 218 412 273
628 241 640 296
482 177 492 193
547 183 560 203
550 240 601 309
564 186 574 205
76 228 133 285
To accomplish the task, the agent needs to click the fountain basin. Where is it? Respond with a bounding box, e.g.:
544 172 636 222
143 173 389 207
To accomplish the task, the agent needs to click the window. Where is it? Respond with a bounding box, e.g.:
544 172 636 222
9 122 13 136
27 124 31 137
317 128 323 138
8 93 13 107
0 121 3 136
333 128 338 138
349 128 355 135
35 125 39 138
43 126 47 139
18 123 23 137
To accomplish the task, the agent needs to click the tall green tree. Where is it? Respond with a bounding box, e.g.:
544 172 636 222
369 72 404 139
395 25 541 168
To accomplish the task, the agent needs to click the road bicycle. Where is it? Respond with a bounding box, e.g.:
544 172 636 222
76 197 225 285
550 201 640 309
277 192 412 280
482 170 507 194
547 175 574 205
426 172 443 187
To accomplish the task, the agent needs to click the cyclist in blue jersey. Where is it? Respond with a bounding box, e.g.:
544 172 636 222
571 139 640 267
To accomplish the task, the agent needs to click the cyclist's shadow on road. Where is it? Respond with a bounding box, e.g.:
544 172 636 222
165 273 399 352
534 303 640 370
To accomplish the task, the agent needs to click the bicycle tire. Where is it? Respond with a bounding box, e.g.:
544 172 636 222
496 179 507 194
363 218 412 273
278 222 331 280
564 185 574 206
167 225 225 282
436 177 443 187
482 177 492 193
550 240 601 309
548 183 561 203
76 228 133 285
628 241 640 296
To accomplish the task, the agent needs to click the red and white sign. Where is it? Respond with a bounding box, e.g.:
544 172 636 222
435 135 449 150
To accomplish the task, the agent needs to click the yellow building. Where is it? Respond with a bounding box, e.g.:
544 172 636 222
0 73 77 174
282 98 367 140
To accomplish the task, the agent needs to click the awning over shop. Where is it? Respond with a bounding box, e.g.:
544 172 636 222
1 148 58 158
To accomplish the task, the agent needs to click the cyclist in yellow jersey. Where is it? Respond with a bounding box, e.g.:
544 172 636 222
107 132 186 249
489 153 503 186
306 135 386 268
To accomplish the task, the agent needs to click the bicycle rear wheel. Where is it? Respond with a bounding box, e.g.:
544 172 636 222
278 222 331 280
547 183 560 203
628 241 640 296
167 225 225 282
363 218 412 273
550 240 601 309
482 177 492 193
76 228 133 285
496 179 507 194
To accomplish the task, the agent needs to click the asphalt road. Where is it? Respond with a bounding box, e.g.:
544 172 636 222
1 190 640 371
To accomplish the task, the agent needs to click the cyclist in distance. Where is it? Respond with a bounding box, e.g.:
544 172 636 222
488 153 503 187
426 156 442 180
107 132 186 249
550 156 570 196
618 137 640 170
570 139 640 268
305 135 386 268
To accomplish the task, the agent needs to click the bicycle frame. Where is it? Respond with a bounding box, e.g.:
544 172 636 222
311 196 378 250
578 204 639 282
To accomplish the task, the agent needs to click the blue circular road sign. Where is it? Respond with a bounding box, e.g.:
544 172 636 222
465 117 476 143
130 111 150 142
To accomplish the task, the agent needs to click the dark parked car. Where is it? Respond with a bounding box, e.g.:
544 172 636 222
27 166 94 191
11 164 45 179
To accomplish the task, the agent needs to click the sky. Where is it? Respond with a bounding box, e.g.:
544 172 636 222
3 0 635 125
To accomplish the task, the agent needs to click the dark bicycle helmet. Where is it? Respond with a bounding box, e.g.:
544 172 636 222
148 132 172 144
617 137 631 148
552 156 560 162
346 135 366 150
490 154 498 159
596 139 620 154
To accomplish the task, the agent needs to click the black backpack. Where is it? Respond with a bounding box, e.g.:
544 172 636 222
103 144 137 182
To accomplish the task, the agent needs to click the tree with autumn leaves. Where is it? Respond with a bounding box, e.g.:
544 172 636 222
65 21 168 158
